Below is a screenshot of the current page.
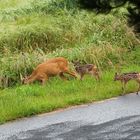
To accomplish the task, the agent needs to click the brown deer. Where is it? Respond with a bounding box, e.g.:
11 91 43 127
114 72 140 95
22 57 77 85
72 61 100 80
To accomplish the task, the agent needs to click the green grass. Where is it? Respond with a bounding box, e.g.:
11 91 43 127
0 0 32 10
0 65 140 124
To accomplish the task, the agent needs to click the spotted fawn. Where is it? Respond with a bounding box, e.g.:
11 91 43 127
114 72 140 95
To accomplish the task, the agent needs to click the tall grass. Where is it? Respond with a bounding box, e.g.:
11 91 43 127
0 14 127 52
0 0 139 88
0 0 32 10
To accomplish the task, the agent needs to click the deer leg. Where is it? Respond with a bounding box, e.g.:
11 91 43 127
64 68 77 78
80 73 84 80
88 68 99 81
41 75 48 86
96 72 100 81
90 71 95 79
121 82 124 93
122 81 126 95
137 83 140 95
123 81 127 95
59 73 68 80
91 71 100 81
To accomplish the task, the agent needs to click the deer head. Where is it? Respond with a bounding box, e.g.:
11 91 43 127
114 72 120 81
71 60 81 67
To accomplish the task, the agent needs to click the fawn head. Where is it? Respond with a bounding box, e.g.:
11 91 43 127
71 60 81 67
114 72 120 81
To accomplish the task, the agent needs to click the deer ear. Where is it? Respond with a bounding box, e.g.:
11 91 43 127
71 60 76 65
82 60 86 64
115 72 118 76
20 73 24 82
72 60 79 65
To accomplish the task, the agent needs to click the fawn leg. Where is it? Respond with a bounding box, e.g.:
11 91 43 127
92 72 100 81
59 73 67 80
96 72 100 80
89 69 99 81
122 81 126 95
121 82 124 93
80 73 84 80
137 83 140 95
90 72 96 79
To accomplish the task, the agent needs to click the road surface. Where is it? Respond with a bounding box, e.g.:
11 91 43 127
0 93 140 140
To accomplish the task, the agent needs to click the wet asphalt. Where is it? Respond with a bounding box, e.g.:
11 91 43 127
1 93 140 140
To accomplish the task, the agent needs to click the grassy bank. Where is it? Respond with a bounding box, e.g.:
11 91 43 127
0 65 140 124
0 0 140 124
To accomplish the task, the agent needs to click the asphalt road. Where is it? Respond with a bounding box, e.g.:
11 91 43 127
1 93 140 140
